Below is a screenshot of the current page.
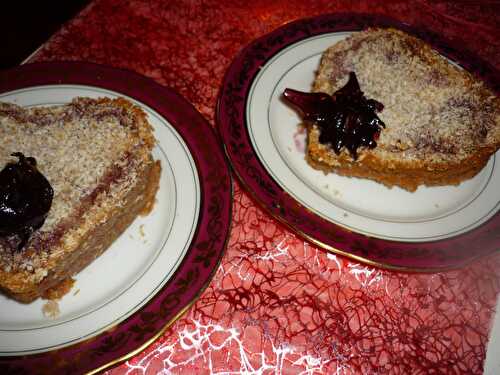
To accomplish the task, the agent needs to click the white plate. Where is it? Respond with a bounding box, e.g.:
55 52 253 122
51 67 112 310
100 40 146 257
0 85 199 355
247 32 500 242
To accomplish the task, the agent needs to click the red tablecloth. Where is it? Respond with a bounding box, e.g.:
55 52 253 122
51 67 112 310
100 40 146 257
31 0 500 373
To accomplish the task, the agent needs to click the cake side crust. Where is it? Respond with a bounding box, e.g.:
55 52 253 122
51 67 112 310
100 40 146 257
307 126 494 191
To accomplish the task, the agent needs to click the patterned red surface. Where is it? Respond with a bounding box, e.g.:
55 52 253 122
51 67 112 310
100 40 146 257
31 0 500 373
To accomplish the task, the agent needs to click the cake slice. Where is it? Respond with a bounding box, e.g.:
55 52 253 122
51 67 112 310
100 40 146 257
290 28 500 191
0 97 161 303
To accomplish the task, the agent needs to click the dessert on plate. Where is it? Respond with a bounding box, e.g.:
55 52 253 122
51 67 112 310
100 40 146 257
0 97 161 303
284 28 500 191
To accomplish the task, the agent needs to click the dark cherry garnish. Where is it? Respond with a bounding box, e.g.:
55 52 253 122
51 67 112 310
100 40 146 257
0 153 54 251
283 72 385 159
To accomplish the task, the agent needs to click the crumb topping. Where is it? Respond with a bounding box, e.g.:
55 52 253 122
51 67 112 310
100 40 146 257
42 299 60 319
313 28 500 163
0 97 154 277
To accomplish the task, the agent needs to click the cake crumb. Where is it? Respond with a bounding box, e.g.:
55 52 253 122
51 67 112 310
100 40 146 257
42 300 60 319
73 288 80 296
139 224 145 238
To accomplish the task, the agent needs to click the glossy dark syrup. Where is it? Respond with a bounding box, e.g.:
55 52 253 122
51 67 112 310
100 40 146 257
0 153 54 251
283 72 385 159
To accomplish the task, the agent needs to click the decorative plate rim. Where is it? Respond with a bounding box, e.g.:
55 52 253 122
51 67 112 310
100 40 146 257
216 12 500 272
0 61 233 374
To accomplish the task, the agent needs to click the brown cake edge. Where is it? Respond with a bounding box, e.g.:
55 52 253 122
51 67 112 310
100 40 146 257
307 127 493 192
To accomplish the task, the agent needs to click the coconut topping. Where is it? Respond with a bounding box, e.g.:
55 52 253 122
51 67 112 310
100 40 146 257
312 28 499 163
0 97 152 277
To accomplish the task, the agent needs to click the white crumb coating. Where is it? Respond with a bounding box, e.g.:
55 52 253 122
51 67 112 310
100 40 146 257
0 97 155 280
313 28 500 165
